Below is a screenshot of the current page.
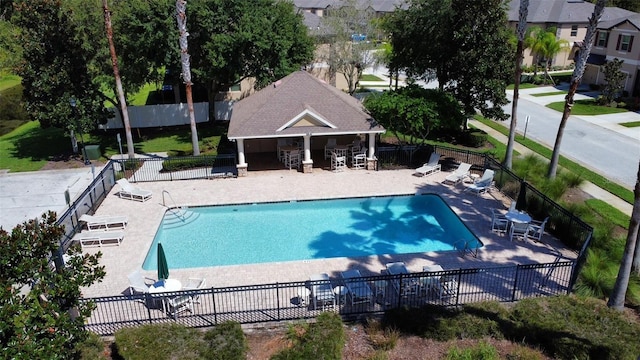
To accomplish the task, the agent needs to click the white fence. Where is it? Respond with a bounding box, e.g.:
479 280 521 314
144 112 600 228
102 101 235 129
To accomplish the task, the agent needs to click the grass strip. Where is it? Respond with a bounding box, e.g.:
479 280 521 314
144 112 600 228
506 83 537 90
360 74 383 81
585 199 631 229
475 116 633 204
531 91 566 97
621 121 640 128
546 99 627 115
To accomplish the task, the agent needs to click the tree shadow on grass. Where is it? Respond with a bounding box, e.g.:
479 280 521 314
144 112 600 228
8 125 71 161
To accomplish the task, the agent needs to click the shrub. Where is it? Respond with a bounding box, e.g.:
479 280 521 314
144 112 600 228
446 341 499 360
271 312 345 360
161 157 212 172
574 249 617 299
202 321 247 360
365 319 399 351
383 304 503 341
462 129 488 148
505 345 546 360
557 170 583 188
74 331 108 359
509 296 640 359
114 323 205 360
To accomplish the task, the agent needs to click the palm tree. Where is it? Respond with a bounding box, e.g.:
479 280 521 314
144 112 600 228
505 0 529 170
547 0 605 179
524 26 546 76
538 32 570 84
608 160 640 311
525 27 569 84
175 0 200 156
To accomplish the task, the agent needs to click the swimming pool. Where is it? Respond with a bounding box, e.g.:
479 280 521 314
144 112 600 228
142 194 482 270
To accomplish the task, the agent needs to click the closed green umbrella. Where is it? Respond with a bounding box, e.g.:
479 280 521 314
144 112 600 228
515 181 527 212
157 243 169 280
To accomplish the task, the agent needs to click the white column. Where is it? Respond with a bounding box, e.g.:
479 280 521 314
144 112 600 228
367 134 375 159
303 134 311 162
237 139 246 166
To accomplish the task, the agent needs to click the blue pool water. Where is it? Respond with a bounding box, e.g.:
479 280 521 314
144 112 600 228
142 194 482 270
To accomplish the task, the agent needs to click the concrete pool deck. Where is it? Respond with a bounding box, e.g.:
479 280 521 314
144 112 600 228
81 167 577 298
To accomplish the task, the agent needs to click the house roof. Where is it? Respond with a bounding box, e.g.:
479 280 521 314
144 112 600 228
228 71 384 140
598 13 640 31
507 0 636 24
294 0 407 13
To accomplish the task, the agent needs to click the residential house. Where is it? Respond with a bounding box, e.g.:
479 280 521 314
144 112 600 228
582 14 640 97
506 0 636 70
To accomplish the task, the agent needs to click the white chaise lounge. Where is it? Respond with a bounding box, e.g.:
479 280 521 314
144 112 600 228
116 178 152 202
80 214 128 231
73 230 125 248
414 152 442 176
443 162 472 185
464 169 495 194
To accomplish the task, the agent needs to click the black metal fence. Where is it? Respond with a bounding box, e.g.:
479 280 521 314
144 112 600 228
56 162 118 251
114 154 237 182
82 261 574 336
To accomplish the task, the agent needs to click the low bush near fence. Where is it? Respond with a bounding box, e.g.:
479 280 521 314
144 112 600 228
161 157 212 172
111 321 247 360
381 296 640 360
271 312 345 360
202 321 248 360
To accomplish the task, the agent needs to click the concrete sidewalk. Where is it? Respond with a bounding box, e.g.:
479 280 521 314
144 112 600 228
469 118 633 216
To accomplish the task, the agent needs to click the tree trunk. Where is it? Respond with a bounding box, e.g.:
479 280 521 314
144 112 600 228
634 231 640 274
548 0 606 179
608 160 640 310
176 0 200 156
506 0 529 169
103 0 135 159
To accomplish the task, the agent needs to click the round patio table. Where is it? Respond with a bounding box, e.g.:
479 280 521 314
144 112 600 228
505 211 531 224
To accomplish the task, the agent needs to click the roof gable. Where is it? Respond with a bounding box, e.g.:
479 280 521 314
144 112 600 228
228 71 384 139
276 107 337 132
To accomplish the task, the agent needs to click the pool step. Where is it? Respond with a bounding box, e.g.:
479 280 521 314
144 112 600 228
162 208 199 229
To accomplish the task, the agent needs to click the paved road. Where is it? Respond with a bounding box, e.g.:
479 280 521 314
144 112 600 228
503 88 640 189
364 63 639 189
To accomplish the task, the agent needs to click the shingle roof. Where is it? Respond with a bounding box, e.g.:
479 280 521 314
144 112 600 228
228 71 384 140
507 0 636 24
294 0 407 13
598 13 640 30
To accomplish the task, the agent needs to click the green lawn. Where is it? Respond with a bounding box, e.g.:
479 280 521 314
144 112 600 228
0 120 228 171
0 74 21 92
0 121 62 171
506 83 538 90
621 121 640 128
546 99 628 115
531 91 566 97
360 74 383 82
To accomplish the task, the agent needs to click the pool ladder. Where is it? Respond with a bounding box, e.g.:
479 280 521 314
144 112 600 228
162 190 189 222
